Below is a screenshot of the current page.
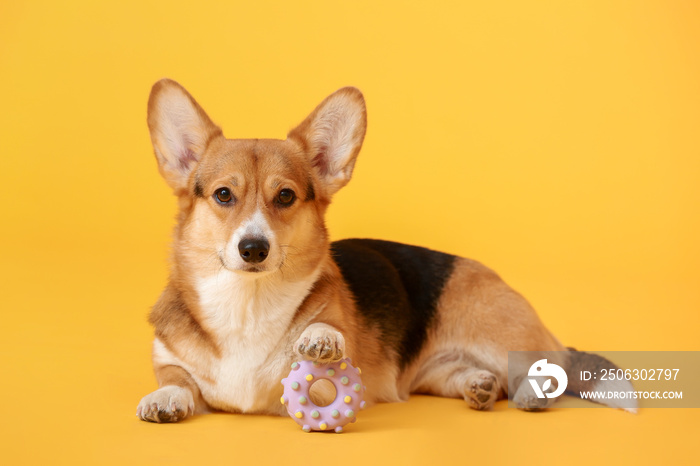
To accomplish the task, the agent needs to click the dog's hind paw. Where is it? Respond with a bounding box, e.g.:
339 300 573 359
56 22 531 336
463 370 499 410
512 378 556 411
137 385 194 423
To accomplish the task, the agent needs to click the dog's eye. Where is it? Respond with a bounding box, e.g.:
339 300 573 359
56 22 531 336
276 189 296 206
214 188 234 205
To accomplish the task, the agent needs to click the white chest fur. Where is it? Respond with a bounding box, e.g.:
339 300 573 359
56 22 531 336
153 268 320 414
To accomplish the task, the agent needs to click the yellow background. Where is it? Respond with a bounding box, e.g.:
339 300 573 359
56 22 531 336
1 1 699 464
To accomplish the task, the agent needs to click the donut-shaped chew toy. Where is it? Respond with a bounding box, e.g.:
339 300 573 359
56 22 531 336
281 358 366 433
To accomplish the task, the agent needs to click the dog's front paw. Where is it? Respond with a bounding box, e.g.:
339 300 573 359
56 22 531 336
136 385 195 423
295 323 345 362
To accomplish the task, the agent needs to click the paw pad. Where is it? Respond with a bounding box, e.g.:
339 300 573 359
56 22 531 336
464 371 499 410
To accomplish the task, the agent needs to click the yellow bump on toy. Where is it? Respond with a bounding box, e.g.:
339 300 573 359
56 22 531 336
305 374 313 382
344 395 352 403
280 396 286 405
319 423 327 430
340 362 347 370
357 367 362 374
295 411 303 419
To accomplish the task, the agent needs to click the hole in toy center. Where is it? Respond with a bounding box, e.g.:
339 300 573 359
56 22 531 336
308 379 337 407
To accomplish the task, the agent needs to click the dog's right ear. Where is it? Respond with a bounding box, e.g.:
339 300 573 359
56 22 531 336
147 79 222 194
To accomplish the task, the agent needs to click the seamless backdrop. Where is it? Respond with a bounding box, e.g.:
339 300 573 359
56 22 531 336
1 1 699 465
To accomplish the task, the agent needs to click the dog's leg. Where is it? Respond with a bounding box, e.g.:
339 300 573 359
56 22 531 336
412 352 503 410
294 322 345 363
137 365 205 423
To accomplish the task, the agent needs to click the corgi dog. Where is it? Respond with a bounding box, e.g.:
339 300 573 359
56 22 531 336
137 79 635 423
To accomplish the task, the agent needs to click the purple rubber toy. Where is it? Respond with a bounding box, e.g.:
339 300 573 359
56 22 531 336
281 358 366 433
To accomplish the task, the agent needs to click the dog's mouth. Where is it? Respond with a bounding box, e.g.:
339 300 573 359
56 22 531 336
239 265 266 273
217 251 278 275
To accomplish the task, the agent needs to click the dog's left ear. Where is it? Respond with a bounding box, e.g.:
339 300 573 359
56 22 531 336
288 87 367 197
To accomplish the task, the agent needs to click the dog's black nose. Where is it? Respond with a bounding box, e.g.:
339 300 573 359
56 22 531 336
238 238 270 263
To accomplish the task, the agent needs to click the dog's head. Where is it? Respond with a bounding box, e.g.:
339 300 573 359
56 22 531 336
147 79 366 278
